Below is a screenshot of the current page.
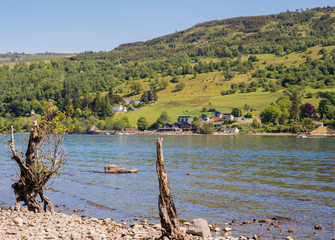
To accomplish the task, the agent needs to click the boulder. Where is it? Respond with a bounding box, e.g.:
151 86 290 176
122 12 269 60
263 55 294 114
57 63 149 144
186 218 211 238
104 164 137 174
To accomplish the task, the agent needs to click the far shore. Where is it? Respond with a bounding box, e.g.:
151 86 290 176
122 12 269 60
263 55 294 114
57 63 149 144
9 130 334 137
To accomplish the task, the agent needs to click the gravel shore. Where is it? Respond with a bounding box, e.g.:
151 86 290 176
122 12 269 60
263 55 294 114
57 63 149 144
0 207 254 240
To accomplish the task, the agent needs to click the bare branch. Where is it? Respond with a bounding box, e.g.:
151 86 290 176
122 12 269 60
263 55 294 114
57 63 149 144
9 126 28 173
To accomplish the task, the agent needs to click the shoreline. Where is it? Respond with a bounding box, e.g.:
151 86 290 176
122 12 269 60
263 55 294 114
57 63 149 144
0 206 307 240
9 129 335 137
0 207 250 240
131 131 333 137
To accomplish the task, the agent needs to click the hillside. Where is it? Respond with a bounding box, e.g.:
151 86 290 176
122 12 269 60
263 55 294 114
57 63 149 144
0 6 335 133
74 6 335 62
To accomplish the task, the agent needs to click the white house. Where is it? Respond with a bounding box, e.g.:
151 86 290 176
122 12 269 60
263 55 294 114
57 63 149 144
200 114 211 123
113 105 127 112
221 127 239 133
178 116 193 124
222 114 234 120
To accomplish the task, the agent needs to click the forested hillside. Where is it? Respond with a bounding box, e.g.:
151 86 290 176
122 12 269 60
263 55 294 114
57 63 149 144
1 6 335 133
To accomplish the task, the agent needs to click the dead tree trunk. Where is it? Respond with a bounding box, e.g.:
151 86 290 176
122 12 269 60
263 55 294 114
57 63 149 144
156 138 187 240
9 123 55 213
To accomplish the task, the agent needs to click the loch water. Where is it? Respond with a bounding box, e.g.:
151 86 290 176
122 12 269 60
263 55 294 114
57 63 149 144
0 135 334 239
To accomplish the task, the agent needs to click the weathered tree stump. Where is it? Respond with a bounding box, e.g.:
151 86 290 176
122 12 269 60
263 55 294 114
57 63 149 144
9 106 69 214
156 138 187 240
10 123 55 213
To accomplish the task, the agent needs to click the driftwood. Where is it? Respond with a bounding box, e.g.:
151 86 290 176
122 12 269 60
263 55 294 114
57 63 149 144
9 123 54 213
9 116 67 213
156 138 187 240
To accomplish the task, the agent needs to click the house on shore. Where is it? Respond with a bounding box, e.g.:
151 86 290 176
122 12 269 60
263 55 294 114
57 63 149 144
88 125 115 135
158 122 192 132
124 99 141 104
212 111 223 118
221 127 239 133
212 111 234 120
178 116 193 124
200 114 211 123
222 114 234 120
113 105 127 112
158 123 182 132
123 128 138 134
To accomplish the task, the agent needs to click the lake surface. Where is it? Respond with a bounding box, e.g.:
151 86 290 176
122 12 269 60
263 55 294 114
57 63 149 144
0 135 334 239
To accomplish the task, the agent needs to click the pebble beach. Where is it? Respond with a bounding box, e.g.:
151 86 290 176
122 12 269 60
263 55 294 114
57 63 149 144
0 207 279 240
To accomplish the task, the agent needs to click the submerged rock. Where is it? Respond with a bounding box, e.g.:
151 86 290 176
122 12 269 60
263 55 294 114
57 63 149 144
314 224 324 230
104 164 137 174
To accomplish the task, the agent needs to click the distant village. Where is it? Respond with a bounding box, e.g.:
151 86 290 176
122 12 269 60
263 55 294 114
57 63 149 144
90 99 241 135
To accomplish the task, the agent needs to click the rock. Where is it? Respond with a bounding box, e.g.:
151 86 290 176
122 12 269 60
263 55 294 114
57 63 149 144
258 219 271 223
214 226 221 232
223 227 233 232
104 164 137 174
242 221 252 224
286 237 294 240
183 221 191 226
288 228 295 233
314 224 324 230
180 226 187 234
140 219 148 224
128 168 138 173
13 217 23 225
271 216 294 222
186 218 211 238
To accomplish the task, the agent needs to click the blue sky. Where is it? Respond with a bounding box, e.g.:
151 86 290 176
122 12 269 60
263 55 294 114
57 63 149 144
1 0 334 53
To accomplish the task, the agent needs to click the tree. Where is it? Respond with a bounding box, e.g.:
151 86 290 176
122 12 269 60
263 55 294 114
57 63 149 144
248 55 259 62
137 117 149 131
260 104 282 124
300 103 317 120
231 107 242 117
318 98 332 119
8 104 70 213
113 119 128 130
151 111 169 129
243 104 251 111
149 80 157 92
100 98 114 118
276 95 292 124
159 79 169 89
130 81 143 95
301 118 315 132
157 111 169 125
286 89 301 122
191 118 201 133
141 91 149 104
200 122 215 134
152 90 158 102
223 68 234 80
175 82 185 92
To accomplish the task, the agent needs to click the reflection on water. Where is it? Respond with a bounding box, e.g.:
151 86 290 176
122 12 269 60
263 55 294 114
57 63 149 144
0 135 334 239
